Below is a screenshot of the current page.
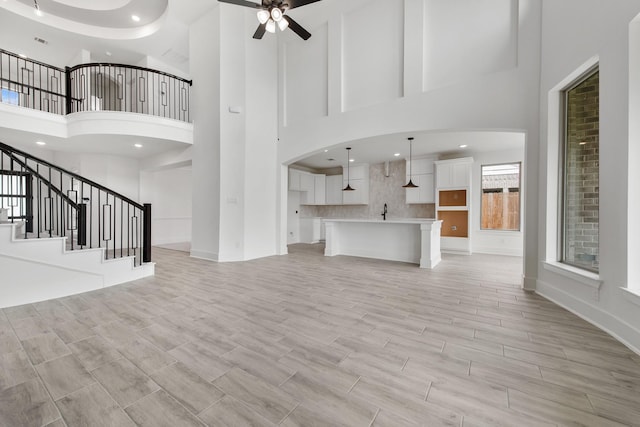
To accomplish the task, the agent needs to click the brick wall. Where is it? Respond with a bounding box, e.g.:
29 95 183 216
564 71 599 270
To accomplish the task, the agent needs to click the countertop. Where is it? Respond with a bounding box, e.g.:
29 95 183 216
322 218 439 224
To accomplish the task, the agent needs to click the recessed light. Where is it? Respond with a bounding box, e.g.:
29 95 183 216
36 141 46 146
394 153 400 157
459 144 468 148
105 51 112 57
324 149 328 153
349 159 355 162
131 15 140 22
134 143 143 148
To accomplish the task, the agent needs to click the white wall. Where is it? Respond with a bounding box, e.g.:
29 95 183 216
470 147 525 256
140 166 192 246
51 152 140 201
538 1 640 353
189 4 278 262
189 6 222 261
276 0 542 284
287 190 300 244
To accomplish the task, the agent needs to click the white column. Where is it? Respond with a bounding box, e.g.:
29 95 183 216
324 221 337 256
420 220 442 269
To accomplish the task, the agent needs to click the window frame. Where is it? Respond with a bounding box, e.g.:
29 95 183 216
479 161 522 232
559 66 599 273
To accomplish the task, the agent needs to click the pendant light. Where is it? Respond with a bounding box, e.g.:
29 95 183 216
343 147 355 191
403 137 419 188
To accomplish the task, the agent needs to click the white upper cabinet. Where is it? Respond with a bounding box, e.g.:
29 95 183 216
405 173 435 204
435 157 473 189
342 164 369 205
405 157 435 204
289 168 328 205
289 168 302 191
314 174 326 205
325 175 343 205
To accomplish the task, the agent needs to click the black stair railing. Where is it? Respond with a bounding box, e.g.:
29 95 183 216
0 141 151 266
0 49 192 122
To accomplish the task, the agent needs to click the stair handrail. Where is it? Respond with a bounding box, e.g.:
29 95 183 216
0 141 143 210
1 149 79 210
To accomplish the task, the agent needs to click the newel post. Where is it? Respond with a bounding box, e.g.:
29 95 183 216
65 66 72 115
143 203 152 263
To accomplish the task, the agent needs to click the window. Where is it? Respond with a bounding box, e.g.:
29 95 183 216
0 172 29 221
0 88 19 106
562 69 599 272
481 163 520 231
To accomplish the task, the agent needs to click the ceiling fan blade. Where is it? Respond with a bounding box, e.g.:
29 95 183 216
286 0 322 10
217 0 263 9
283 15 311 40
253 23 267 39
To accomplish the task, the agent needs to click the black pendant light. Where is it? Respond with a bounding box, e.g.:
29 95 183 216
343 147 355 191
402 137 419 188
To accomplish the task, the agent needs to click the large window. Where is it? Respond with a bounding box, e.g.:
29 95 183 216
481 163 520 231
562 69 599 272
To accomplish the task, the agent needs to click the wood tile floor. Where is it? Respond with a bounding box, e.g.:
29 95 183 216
1 243 640 426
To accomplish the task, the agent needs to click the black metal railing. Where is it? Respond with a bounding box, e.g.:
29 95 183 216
0 141 151 266
0 49 192 122
68 63 191 122
0 49 67 114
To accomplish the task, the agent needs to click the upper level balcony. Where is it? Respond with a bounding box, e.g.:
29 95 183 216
0 49 193 153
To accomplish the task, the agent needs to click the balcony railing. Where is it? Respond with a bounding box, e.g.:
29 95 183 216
0 49 192 122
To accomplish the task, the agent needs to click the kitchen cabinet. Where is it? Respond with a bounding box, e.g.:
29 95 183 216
434 157 473 254
289 168 302 191
405 157 435 204
314 174 326 205
289 168 327 205
342 164 369 205
325 175 343 205
435 157 472 189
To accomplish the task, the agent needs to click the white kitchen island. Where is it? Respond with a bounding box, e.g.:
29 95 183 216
323 219 442 269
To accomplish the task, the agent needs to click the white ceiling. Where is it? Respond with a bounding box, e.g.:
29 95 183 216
15 0 168 28
0 0 216 73
294 131 525 170
0 126 191 159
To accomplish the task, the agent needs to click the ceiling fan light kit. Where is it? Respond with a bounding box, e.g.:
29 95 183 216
266 19 276 33
218 0 321 40
257 9 270 24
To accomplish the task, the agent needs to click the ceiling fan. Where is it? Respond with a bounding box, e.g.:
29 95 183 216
217 0 321 40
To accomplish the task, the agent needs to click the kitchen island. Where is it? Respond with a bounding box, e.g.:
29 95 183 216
323 218 442 268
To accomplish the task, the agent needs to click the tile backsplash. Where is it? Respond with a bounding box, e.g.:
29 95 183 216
300 160 435 219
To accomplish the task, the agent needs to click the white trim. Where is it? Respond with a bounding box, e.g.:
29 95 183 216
542 260 602 289
522 275 536 291
190 251 218 262
536 280 640 357
621 287 640 307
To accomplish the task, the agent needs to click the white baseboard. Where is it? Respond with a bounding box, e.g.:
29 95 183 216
537 279 640 356
190 250 218 262
523 275 537 291
473 247 524 257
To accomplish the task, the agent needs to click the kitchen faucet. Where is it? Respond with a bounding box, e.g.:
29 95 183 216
381 203 388 221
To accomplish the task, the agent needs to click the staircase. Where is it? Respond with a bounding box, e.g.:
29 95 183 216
0 142 154 308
